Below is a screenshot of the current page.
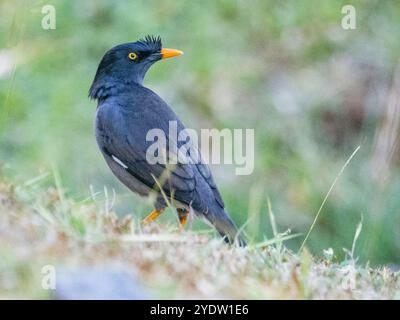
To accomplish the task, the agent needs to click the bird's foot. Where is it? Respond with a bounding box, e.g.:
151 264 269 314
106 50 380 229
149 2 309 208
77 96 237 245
177 208 189 229
142 209 164 224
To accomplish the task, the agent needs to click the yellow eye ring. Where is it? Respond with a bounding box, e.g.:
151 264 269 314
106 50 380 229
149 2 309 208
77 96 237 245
128 52 137 60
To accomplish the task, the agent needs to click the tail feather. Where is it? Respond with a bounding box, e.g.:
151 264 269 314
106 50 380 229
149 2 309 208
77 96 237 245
208 209 246 247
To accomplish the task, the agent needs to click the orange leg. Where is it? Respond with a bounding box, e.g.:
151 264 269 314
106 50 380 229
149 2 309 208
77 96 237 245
177 208 189 228
142 209 164 224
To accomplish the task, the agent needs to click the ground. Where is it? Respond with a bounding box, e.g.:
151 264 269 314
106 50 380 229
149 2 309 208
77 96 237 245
0 178 398 299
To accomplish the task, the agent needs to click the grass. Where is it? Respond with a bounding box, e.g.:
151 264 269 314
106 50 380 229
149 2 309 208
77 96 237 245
0 174 398 299
299 145 361 252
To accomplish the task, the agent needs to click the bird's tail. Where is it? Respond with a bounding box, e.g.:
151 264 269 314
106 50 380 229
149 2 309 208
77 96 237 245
208 209 247 247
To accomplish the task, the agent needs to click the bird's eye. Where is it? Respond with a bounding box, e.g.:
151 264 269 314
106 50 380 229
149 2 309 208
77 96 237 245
128 52 138 60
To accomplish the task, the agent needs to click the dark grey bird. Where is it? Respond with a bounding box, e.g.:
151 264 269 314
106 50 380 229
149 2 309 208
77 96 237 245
89 36 245 246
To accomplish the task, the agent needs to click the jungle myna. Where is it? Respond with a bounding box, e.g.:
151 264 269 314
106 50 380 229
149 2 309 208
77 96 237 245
89 36 245 246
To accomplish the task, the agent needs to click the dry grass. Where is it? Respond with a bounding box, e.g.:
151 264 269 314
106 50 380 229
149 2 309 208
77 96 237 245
0 178 399 300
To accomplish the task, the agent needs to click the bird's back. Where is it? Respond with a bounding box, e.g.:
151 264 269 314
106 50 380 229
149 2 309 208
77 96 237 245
95 85 225 216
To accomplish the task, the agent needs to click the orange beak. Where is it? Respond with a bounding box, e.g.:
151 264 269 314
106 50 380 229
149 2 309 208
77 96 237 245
161 48 184 59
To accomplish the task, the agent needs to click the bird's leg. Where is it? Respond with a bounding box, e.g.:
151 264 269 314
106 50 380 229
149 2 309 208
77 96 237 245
177 208 189 228
142 208 164 224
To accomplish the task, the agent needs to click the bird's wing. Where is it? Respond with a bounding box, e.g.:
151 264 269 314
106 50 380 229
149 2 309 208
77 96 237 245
96 99 224 212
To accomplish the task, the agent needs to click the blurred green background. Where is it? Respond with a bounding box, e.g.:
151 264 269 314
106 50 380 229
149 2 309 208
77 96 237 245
1 0 399 265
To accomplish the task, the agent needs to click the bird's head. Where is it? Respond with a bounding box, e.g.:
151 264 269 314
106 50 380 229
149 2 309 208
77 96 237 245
89 36 183 100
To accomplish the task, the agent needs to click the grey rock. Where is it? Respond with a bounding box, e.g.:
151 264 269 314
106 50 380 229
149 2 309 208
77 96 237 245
53 266 150 300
